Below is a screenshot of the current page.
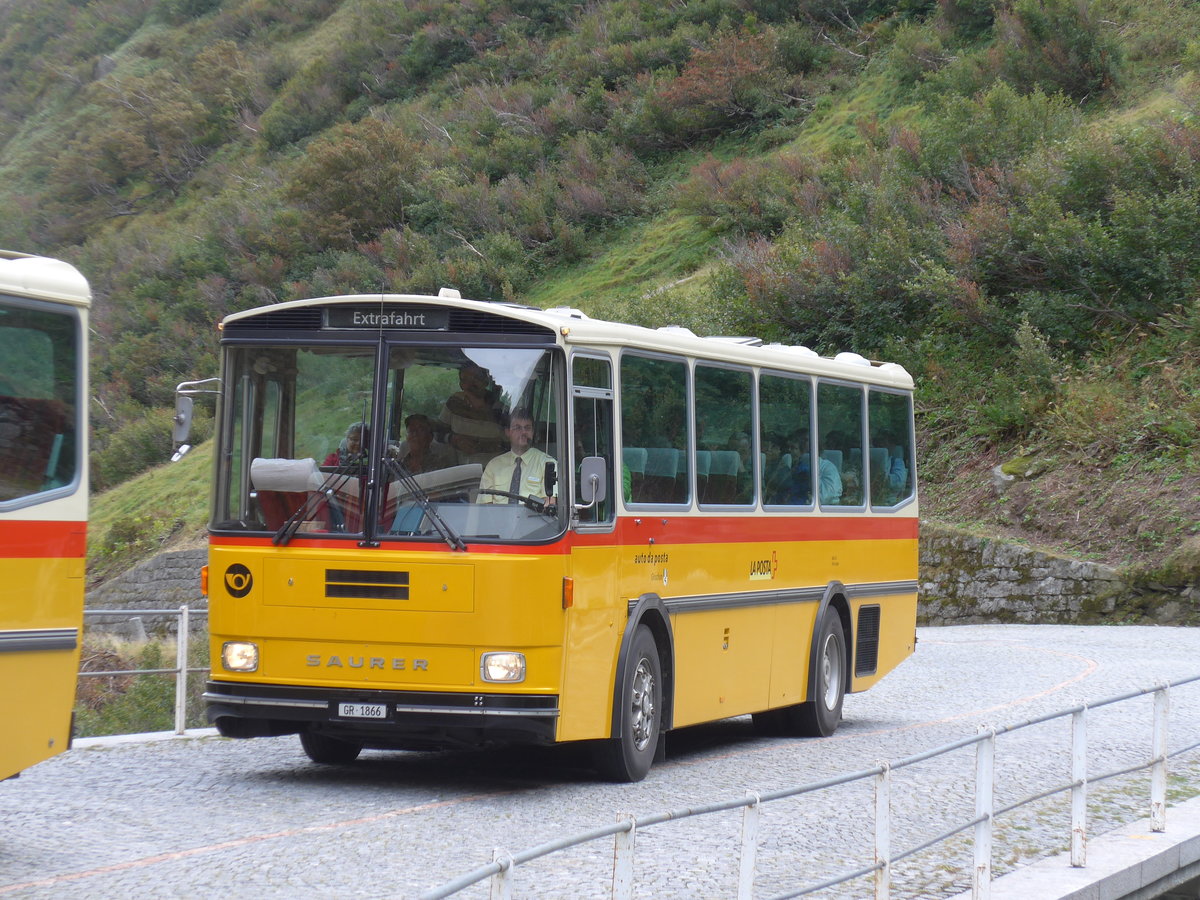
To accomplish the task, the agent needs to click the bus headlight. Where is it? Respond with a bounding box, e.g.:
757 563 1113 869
222 641 259 672
481 652 526 683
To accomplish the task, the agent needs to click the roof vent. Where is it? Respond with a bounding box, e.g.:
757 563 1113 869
834 351 872 367
437 287 461 299
878 362 911 378
656 325 696 337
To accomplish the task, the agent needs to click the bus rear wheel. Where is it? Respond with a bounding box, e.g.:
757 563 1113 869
762 608 846 738
300 730 363 765
593 626 662 783
792 608 846 737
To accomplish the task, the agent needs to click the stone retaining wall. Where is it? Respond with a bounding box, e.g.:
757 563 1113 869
918 522 1199 626
917 523 1124 625
87 549 208 612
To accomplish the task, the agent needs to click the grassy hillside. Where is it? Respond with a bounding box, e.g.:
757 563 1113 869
88 441 211 587
1 0 1196 593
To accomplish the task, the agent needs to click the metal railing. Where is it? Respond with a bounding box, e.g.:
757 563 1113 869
419 673 1200 900
79 605 209 736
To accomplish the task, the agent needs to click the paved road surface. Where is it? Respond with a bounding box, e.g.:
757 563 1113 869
2 624 1199 899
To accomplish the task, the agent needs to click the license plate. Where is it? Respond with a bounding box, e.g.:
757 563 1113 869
337 702 387 719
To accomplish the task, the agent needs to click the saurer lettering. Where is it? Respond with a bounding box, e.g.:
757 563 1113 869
306 655 428 670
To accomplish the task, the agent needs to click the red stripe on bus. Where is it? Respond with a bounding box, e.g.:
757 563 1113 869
613 515 918 543
0 521 86 558
210 515 916 554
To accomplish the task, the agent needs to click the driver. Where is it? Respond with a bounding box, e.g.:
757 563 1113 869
477 407 555 506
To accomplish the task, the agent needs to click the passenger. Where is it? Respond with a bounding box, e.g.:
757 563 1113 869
888 450 909 493
439 363 506 465
395 414 454 474
819 430 854 505
478 408 555 506
324 422 368 467
818 453 842 505
788 452 841 505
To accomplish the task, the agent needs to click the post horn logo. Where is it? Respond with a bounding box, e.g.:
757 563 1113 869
225 563 253 598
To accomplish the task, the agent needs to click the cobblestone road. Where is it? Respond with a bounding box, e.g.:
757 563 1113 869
2 624 1199 899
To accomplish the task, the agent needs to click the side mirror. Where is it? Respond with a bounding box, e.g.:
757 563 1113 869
172 395 194 444
170 377 221 461
577 456 607 509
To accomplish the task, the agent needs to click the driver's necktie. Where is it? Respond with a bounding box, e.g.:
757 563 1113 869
508 456 522 503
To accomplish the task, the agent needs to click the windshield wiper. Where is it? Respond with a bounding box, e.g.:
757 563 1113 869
382 456 468 552
272 461 360 546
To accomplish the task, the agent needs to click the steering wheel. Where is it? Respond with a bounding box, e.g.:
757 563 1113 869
476 489 555 515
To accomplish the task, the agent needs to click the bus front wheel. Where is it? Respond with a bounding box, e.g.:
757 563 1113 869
593 626 662 783
300 730 363 765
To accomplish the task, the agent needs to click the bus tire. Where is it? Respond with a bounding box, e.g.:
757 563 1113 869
764 608 846 739
300 730 362 765
791 608 846 737
593 626 662 783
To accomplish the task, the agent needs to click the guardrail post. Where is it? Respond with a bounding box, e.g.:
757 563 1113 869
1151 685 1169 833
973 728 994 900
1070 706 1087 867
174 604 189 735
738 792 761 900
875 763 890 900
489 849 513 900
612 815 636 900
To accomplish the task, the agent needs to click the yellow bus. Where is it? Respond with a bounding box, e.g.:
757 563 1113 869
199 292 917 781
0 250 90 781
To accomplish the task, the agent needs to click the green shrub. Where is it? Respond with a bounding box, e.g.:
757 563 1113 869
676 153 812 235
888 23 952 86
91 408 177 491
994 0 1121 102
938 0 999 40
1047 305 1200 463
919 82 1078 190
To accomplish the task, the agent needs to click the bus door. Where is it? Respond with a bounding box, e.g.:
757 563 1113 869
557 353 618 741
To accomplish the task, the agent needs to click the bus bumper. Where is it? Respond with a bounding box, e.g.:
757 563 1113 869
203 680 560 749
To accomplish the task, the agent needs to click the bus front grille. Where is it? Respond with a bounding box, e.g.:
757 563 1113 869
325 569 409 601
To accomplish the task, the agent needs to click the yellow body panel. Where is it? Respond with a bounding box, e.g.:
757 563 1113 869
670 607 779 726
849 591 920 692
556 545 622 741
209 545 568 695
1 557 84 780
209 521 917 743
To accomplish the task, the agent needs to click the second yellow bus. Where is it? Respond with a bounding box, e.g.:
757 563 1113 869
197 293 917 781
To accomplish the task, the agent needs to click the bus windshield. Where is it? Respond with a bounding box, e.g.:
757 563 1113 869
214 341 566 543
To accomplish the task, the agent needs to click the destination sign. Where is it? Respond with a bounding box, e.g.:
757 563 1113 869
325 307 449 330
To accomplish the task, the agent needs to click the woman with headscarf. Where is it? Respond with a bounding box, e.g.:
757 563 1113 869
324 422 369 467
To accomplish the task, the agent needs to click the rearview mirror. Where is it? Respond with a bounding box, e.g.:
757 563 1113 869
577 456 607 509
172 395 194 444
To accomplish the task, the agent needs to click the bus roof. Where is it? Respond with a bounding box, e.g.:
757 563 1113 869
0 250 92 308
223 292 913 389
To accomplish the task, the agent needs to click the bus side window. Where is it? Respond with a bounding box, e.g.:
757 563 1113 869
868 389 914 508
817 381 865 507
759 373 812 507
0 309 78 502
619 354 689 505
696 364 754 506
572 356 615 524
